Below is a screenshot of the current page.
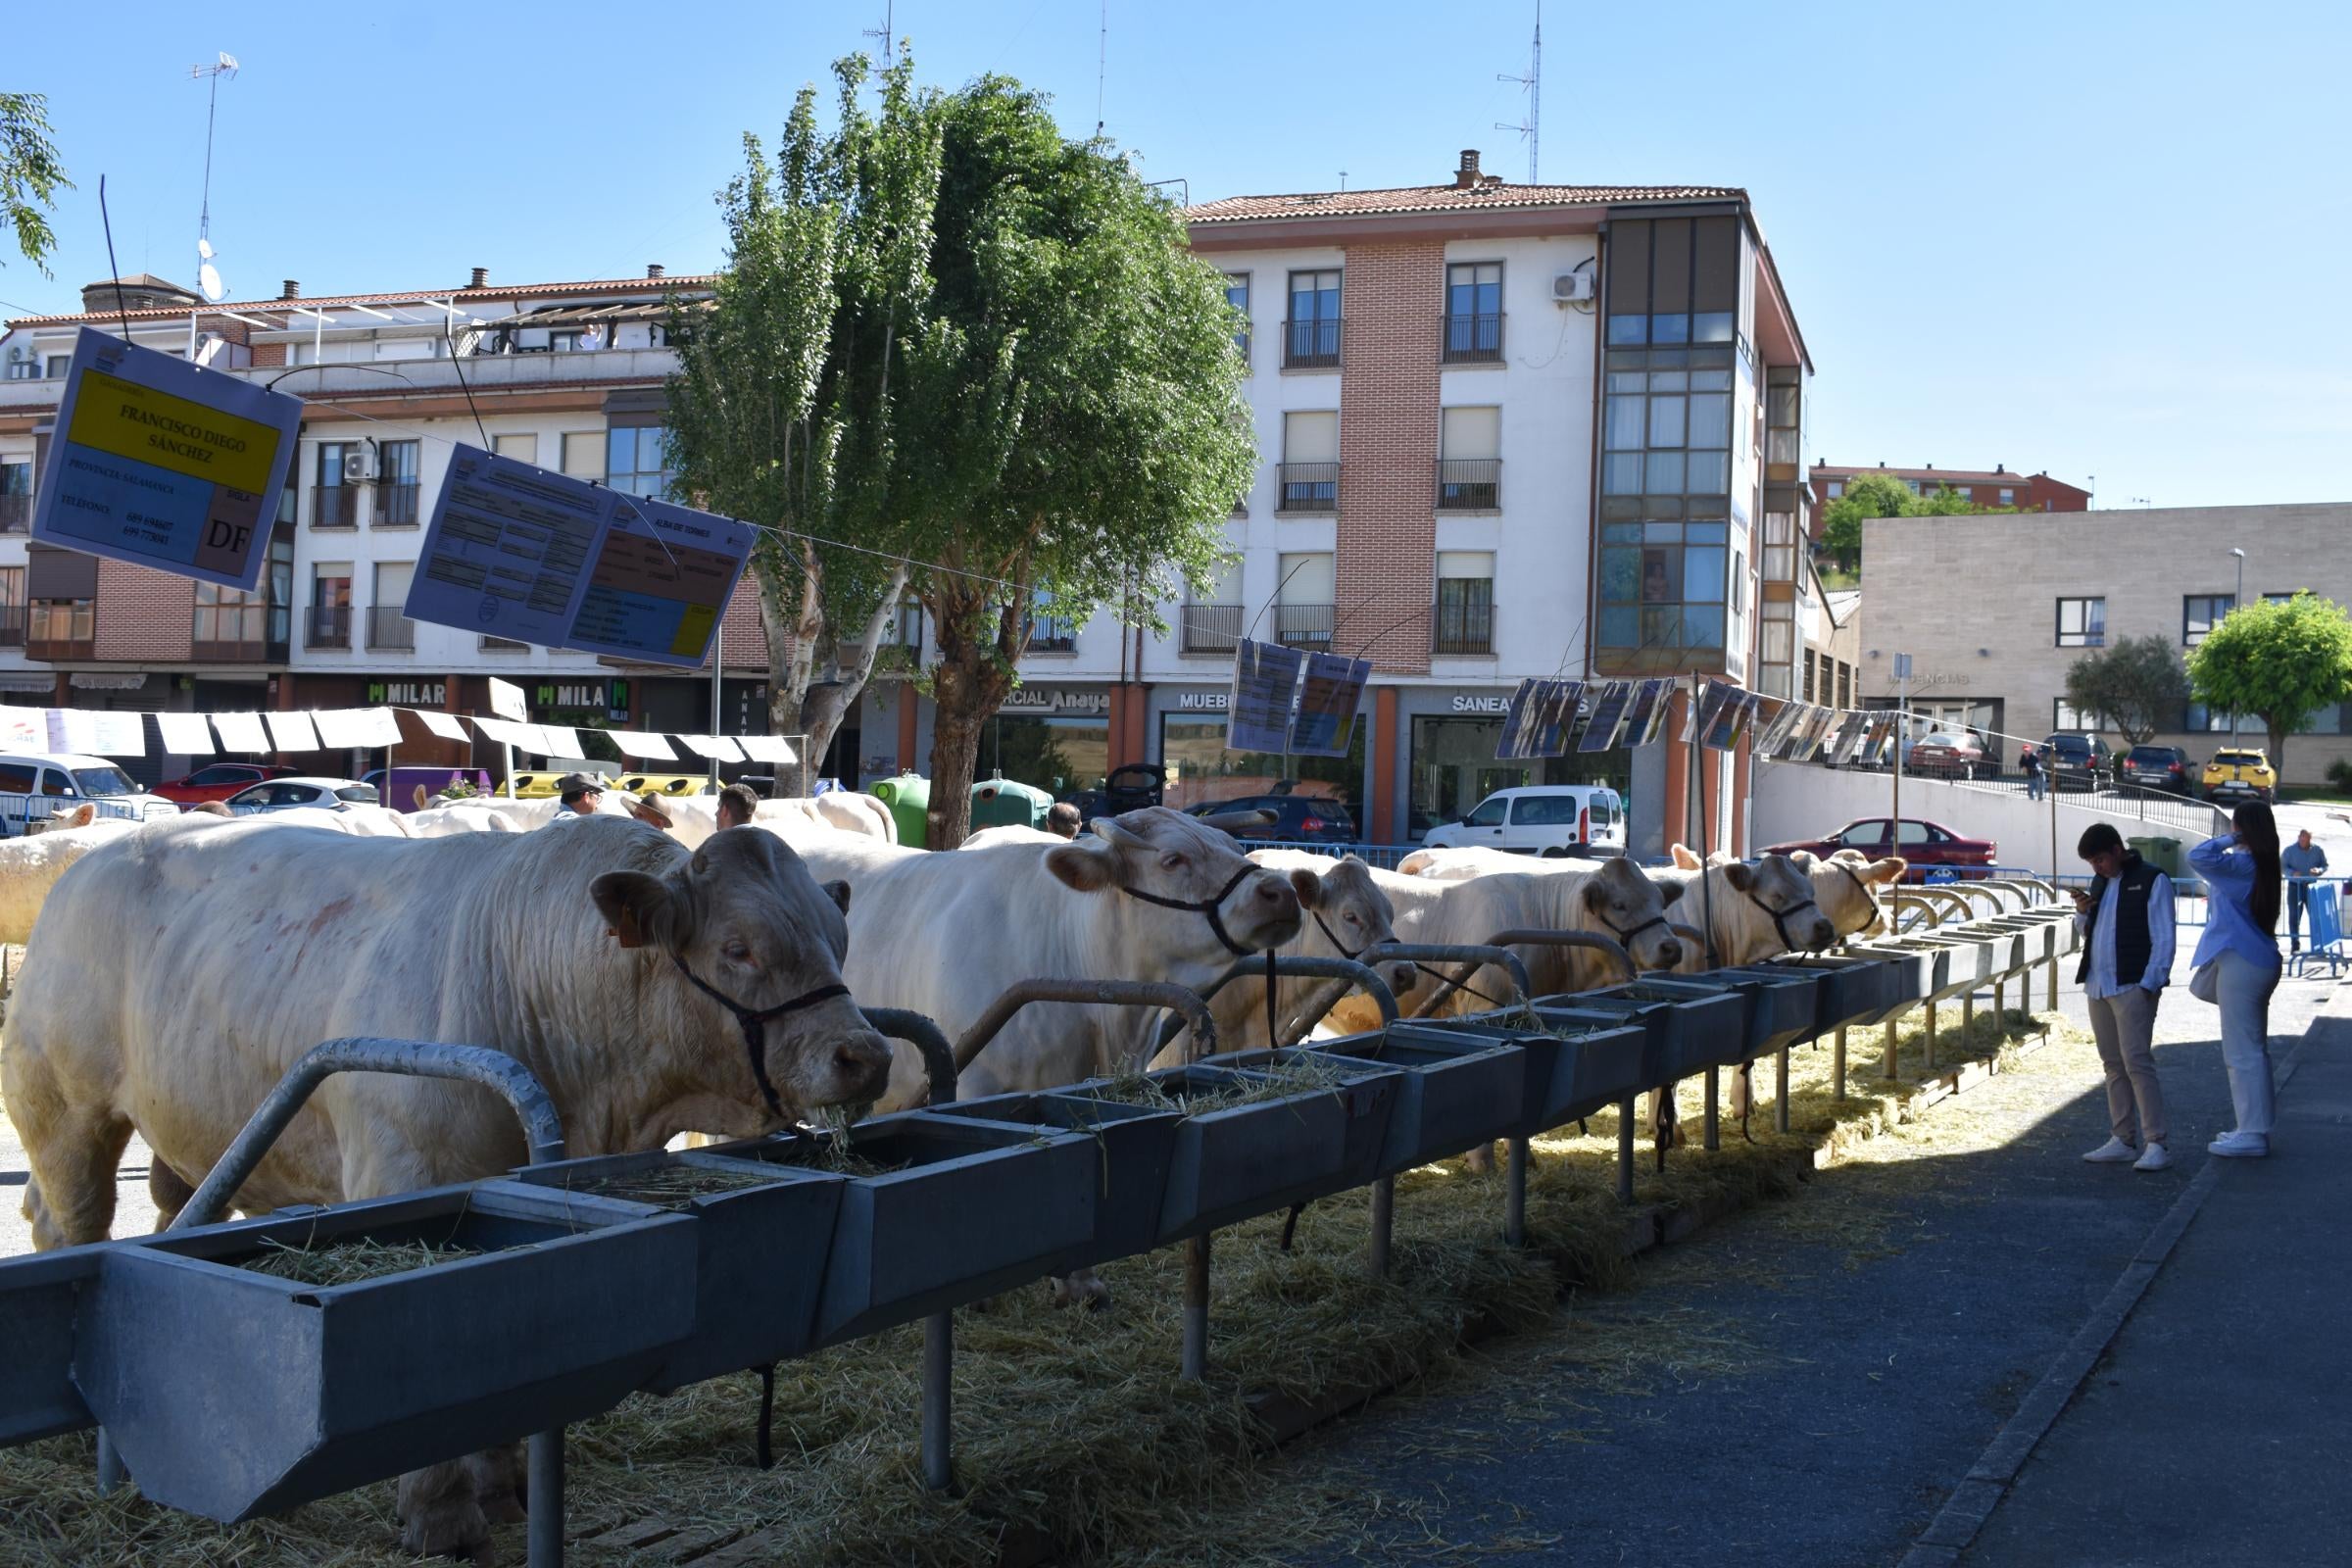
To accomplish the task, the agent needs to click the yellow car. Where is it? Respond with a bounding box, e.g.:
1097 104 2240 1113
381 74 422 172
616 773 710 797
2200 749 2276 803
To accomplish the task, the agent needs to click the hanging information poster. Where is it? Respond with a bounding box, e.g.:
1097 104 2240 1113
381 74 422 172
1753 697 1801 760
1578 681 1633 753
1623 678 1668 748
1227 639 1302 755
31 328 301 592
1290 652 1370 757
1689 679 1736 747
564 495 755 669
406 445 618 650
1702 687 1759 751
1497 678 1579 760
1863 712 1898 765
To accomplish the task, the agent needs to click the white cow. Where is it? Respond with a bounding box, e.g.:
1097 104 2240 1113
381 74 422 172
957 823 1066 851
3 815 892 1557
404 804 527 837
0 806 137 946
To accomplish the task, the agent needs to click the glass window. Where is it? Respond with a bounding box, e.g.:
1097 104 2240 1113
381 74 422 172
2056 597 2106 648
607 423 673 499
1607 315 1647 346
317 442 348 487
1224 273 1250 359
1838 821 1886 848
1997 487 2014 507
2054 699 2104 731
2183 594 2234 646
1511 794 1579 826
561 431 607 479
493 433 538 464
1465 795 1509 827
1893 820 1932 847
1604 396 1645 451
1446 262 1501 318
1289 270 1341 322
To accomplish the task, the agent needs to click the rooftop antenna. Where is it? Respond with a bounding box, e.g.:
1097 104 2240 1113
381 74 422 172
1095 0 1107 138
861 0 894 60
189 51 239 302
1339 170 1348 191
1494 1 1540 183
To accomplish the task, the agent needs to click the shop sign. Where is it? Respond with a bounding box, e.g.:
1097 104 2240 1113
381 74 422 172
1175 691 1230 711
1450 694 1511 714
1002 687 1110 714
70 673 149 691
537 679 629 717
367 680 447 707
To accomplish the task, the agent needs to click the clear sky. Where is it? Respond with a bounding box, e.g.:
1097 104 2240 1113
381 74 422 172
7 0 2345 511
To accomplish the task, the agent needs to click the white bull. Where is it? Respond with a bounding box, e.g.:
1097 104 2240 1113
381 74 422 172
0 806 137 947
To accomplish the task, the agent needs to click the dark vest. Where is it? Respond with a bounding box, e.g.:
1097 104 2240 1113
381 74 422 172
2076 853 2162 987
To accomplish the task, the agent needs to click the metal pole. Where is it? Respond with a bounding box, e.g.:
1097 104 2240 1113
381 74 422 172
1615 1094 1636 1204
1834 1023 1848 1101
2230 549 2244 748
1884 1017 1899 1081
2049 726 2061 1012
527 1430 564 1568
1774 1045 1790 1134
1182 1234 1211 1381
921 1310 953 1490
1702 1064 1720 1151
710 623 724 792
1504 1135 1528 1246
503 740 515 799
1368 1176 1394 1278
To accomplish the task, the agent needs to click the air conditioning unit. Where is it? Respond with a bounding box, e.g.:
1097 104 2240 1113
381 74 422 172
1551 270 1596 305
342 446 375 483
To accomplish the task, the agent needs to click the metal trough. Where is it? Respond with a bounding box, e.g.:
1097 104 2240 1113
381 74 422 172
76 1180 696 1523
1698 966 1825 1056
1542 982 1745 1084
0 1247 105 1446
1834 942 1941 1024
1299 1026 1530 1175
925 1089 1182 1275
1753 954 1896 1036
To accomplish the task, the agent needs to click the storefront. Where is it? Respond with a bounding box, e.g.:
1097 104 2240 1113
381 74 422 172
1397 686 1634 843
1149 684 1369 821
983 686 1112 799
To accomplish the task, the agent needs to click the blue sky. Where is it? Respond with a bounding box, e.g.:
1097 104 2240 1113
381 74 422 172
7 0 2345 510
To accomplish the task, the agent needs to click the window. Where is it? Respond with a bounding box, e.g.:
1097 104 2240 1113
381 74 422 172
192 580 267 652
314 441 357 527
1801 645 1817 702
2183 594 2234 646
1893 820 1933 847
0 460 28 533
1825 479 1842 499
493 433 538 464
2263 591 2300 605
1274 552 1334 648
308 567 353 648
375 439 420 525
1837 660 1852 708
1437 406 1500 510
1442 262 1502 363
2180 703 2234 733
1465 796 1509 828
1279 411 1339 512
1764 367 1800 469
1512 795 1580 826
43 355 68 378
1761 511 1796 581
1223 273 1250 361
1284 270 1342 368
2054 699 2104 731
560 431 607 479
1837 821 1887 848
607 424 672 499
2056 597 2106 648
1998 487 2015 507
369 563 416 650
1024 589 1076 653
1434 552 1494 655
1597 518 1732 662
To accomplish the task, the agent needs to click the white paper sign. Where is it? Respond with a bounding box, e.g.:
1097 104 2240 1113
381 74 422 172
0 707 45 749
52 710 97 754
90 711 145 757
487 675 528 723
676 734 744 762
266 710 320 752
735 735 800 765
31 327 301 591
416 710 473 743
312 709 377 749
473 715 554 756
213 711 270 753
156 711 217 756
405 446 619 650
610 730 678 761
536 725 584 762
564 495 755 669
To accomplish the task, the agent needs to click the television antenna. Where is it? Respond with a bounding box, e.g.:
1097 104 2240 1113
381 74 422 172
1494 2 1540 182
862 0 894 61
189 52 239 302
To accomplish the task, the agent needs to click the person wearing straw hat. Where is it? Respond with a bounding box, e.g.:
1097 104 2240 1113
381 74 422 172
627 790 675 833
552 773 606 819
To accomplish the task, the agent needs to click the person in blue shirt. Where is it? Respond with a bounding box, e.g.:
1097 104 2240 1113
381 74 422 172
2072 823 2176 1171
2187 803 2284 1157
2280 827 2329 954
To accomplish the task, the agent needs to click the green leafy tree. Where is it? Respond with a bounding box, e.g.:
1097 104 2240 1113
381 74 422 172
1 93 69 273
2187 591 2352 777
2064 633 2190 746
1816 472 1915 573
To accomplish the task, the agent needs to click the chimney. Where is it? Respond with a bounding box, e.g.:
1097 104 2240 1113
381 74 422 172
466 267 489 289
647 264 665 279
1995 463 2006 474
280 279 301 300
1453 149 1481 189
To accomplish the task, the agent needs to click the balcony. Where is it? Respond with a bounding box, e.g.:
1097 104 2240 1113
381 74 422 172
1273 603 1335 650
1441 312 1504 364
0 492 28 533
1023 615 1077 655
314 487 359 529
374 481 421 528
1180 603 1242 655
1436 458 1501 512
478 634 530 653
192 603 275 662
306 605 353 649
26 601 94 662
1276 462 1340 514
0 603 22 648
1433 596 1495 656
1282 317 1343 370
367 607 416 652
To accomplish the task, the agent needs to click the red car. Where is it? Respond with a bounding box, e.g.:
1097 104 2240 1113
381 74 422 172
1763 816 1997 881
155 761 298 808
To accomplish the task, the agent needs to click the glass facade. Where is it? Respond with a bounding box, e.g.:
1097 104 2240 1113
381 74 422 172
1158 715 1364 824
982 714 1108 797
1407 715 1629 841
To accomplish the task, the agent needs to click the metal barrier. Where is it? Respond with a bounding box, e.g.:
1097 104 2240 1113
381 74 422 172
0 791 178 836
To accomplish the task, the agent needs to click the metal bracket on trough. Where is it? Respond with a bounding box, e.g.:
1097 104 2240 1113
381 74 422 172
956 978 1216 1075
1152 956 1399 1057
1409 928 1637 1018
864 1006 957 1106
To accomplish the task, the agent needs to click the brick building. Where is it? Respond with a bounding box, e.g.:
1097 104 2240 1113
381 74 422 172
1810 462 2089 518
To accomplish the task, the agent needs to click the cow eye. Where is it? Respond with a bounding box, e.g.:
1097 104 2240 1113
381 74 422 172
1158 851 1187 870
722 938 753 962
1344 910 1362 927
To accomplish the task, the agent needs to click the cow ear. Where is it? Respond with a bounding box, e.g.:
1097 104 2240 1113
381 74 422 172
1788 849 1818 868
412 784 428 809
1044 837 1121 893
1657 879 1687 906
1870 856 1908 885
1288 868 1324 909
823 879 853 917
592 870 687 952
69 803 96 829
1670 843 1702 869
1721 860 1754 892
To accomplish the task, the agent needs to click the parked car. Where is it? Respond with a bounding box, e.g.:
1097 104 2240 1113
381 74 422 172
2039 733 2115 792
2201 749 2277 804
2118 745 2195 796
1417 784 1628 858
156 761 297 807
1904 732 1987 780
0 752 178 837
1762 816 1997 880
1186 793 1359 844
223 777 382 813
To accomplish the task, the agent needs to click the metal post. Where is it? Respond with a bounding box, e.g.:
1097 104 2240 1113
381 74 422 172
1368 1176 1394 1278
503 740 515 799
1615 1095 1636 1204
1702 1063 1721 1151
1834 1023 1848 1101
1892 660 1907 863
709 623 724 792
1504 1135 1528 1246
1774 1045 1791 1134
527 1430 564 1568
1884 1017 1899 1080
1182 1234 1211 1381
1925 1002 1937 1071
921 1310 953 1490
2230 547 2245 747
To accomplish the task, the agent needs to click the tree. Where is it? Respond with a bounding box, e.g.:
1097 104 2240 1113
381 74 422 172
2065 633 2190 746
2187 591 2352 777
1 93 70 274
1816 473 1915 573
667 56 941 772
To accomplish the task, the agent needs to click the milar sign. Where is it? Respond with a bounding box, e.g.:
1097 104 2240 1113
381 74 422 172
537 679 629 715
367 680 446 707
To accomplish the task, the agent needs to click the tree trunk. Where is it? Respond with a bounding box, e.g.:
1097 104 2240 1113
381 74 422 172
924 586 1020 849
2268 719 2288 788
794 570 908 789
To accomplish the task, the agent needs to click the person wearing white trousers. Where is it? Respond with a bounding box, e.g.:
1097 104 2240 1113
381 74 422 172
2212 950 2279 1141
2187 808 2285 1157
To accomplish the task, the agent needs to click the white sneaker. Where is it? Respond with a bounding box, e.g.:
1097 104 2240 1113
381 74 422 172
2082 1137 2138 1163
2132 1142 2171 1172
2208 1131 2270 1158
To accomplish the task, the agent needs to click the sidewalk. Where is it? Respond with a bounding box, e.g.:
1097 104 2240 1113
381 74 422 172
1948 999 2352 1567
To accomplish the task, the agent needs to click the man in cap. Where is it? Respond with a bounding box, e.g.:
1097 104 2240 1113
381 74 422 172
628 790 675 832
553 773 607 820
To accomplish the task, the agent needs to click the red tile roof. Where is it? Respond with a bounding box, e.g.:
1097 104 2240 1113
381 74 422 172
6 273 718 329
1813 465 2038 485
1183 181 1743 224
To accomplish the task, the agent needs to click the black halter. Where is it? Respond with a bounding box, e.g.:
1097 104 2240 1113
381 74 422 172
670 956 851 1119
1311 907 1365 961
1594 907 1676 954
1749 888 1826 951
1120 863 1264 957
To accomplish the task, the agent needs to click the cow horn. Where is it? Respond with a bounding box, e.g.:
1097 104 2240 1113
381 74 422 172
1091 813 1152 851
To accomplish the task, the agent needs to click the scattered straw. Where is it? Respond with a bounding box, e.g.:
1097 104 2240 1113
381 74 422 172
564 1165 791 1210
242 1238 479 1288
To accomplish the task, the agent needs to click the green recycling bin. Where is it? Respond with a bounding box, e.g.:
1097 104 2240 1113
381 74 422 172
871 773 931 849
970 775 1054 831
2128 835 2183 878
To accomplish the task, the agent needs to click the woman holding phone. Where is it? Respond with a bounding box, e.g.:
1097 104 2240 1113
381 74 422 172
2187 803 2284 1157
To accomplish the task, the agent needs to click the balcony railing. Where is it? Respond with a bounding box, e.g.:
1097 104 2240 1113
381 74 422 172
306 605 353 649
1181 603 1242 655
314 486 359 528
1274 603 1335 649
1441 312 1504 364
1436 457 1502 512
0 492 28 533
1276 462 1340 514
374 481 421 527
1024 615 1077 654
0 603 22 648
1433 595 1495 656
1282 317 1343 370
478 634 530 652
26 601 93 662
367 606 416 651
192 602 273 662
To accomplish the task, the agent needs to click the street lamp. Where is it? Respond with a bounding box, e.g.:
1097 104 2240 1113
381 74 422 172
2229 547 2246 745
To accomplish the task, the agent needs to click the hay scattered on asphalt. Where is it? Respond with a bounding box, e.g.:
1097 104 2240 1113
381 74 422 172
241 1237 479 1287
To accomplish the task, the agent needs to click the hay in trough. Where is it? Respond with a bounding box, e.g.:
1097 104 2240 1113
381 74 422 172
563 1163 792 1210
241 1237 479 1287
0 1000 2075 1567
1088 1050 1355 1116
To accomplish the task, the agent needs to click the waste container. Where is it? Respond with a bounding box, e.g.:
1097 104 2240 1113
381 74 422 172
2129 835 2184 878
970 775 1054 831
871 773 931 849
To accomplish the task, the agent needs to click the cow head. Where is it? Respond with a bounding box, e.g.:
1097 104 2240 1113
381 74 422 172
592 825 893 1122
1803 848 1906 939
1580 856 1685 972
1046 806 1303 960
1661 854 1832 963
1282 853 1418 1002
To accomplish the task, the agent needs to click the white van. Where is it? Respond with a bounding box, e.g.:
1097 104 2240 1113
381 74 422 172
1419 784 1627 857
0 753 178 836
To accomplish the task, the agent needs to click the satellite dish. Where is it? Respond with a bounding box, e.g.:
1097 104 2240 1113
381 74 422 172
199 263 226 302
196 237 216 261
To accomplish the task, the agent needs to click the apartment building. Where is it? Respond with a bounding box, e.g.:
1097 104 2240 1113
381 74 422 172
1810 462 2089 516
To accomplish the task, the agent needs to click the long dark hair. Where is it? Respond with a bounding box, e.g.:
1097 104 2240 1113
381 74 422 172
2234 801 2282 935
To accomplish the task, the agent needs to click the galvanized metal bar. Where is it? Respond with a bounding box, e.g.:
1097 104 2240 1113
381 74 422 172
1504 1136 1528 1246
1615 1095 1636 1204
1363 943 1534 1007
1399 928 1637 1021
921 1311 953 1490
1775 1046 1791 1134
1666 921 1712 968
528 1430 564 1568
955 978 1215 1075
1887 893 1944 931
864 1007 957 1106
1702 1065 1721 1151
1368 1176 1394 1278
1834 1024 1848 1101
1152 956 1398 1055
1182 1233 1211 1381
